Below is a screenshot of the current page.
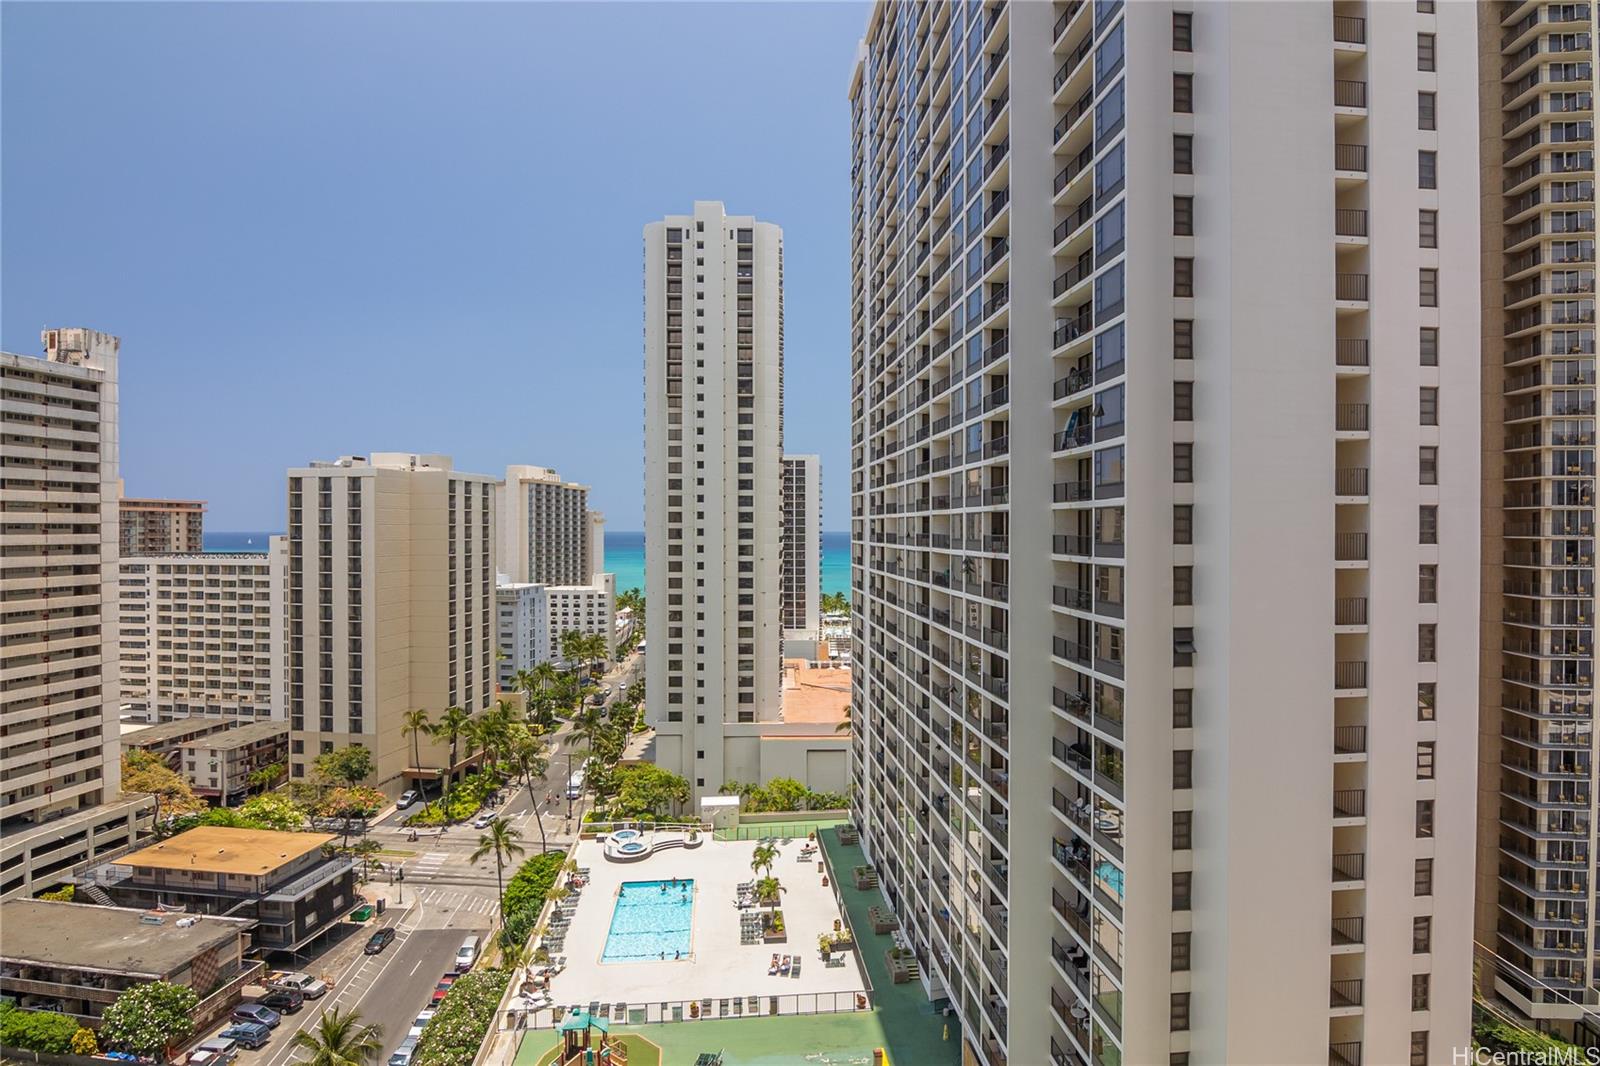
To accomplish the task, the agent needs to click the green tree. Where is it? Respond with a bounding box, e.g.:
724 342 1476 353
122 749 206 830
750 842 778 882
288 1006 384 1066
0 1008 80 1052
430 706 472 823
756 875 785 913
401 708 434 819
348 838 384 882
505 725 550 852
100 980 199 1058
237 792 307 831
314 745 375 788
71 1027 99 1055
247 761 287 794
613 764 690 819
470 820 526 931
835 704 853 735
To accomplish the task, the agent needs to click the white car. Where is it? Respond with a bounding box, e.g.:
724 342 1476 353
471 811 498 829
406 1010 436 1041
397 790 420 809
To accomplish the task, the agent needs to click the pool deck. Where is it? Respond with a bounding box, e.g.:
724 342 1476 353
538 835 868 1016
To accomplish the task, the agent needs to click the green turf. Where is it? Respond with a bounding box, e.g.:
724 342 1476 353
711 816 847 842
512 827 961 1066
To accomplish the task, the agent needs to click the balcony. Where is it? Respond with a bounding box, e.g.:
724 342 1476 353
1334 661 1368 691
1336 338 1369 368
1335 209 1368 240
1333 79 1367 110
1334 532 1367 562
1330 978 1364 1011
1333 788 1367 819
1332 15 1366 45
1334 597 1368 627
1335 404 1369 433
1331 915 1365 947
1334 143 1368 174
1335 273 1369 304
1335 467 1369 497
1332 852 1365 883
1331 1041 1363 1066
1333 725 1367 755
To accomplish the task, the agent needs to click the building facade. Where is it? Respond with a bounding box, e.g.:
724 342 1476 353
496 580 552 688
1 328 149 899
118 497 205 555
781 454 823 639
848 4 1479 1065
644 203 786 795
284 454 496 793
1475 0 1599 1026
181 720 290 805
118 540 287 722
497 465 595 587
550 574 618 661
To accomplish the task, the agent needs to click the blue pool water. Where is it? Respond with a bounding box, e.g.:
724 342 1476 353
601 879 694 963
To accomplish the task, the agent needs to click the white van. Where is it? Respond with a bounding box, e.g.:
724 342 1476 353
565 770 585 801
455 935 480 970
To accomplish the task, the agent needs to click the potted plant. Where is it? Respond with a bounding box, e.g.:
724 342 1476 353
818 932 833 961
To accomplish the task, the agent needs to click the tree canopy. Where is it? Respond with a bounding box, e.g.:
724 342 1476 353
100 981 198 1057
121 750 206 819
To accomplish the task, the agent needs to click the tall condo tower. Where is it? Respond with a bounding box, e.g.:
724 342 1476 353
644 202 785 796
848 3 1480 1064
497 465 595 586
284 453 497 793
1 328 149 898
1475 0 1598 1027
782 454 824 639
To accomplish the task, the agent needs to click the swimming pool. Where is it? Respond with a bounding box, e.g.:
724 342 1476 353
601 879 694 963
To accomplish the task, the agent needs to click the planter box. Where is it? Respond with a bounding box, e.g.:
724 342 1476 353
838 826 859 844
762 910 788 943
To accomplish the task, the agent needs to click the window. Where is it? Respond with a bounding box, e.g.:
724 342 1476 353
1420 268 1438 307
1173 871 1192 910
1174 566 1193 606
1419 623 1437 663
1419 564 1438 603
1173 195 1194 236
1419 150 1437 189
1420 387 1439 425
1417 741 1436 780
1416 799 1434 838
1174 443 1194 483
1416 0 1434 9
1173 73 1194 113
1411 973 1430 1011
1173 688 1193 728
1173 810 1192 850
1420 446 1438 485
1174 749 1193 789
1418 682 1437 721
1420 209 1438 247
1174 380 1194 421
1171 992 1191 1032
1174 257 1194 297
1173 504 1193 545
1173 134 1193 174
1411 1033 1429 1066
1420 505 1438 544
1174 319 1194 359
1415 858 1434 896
1418 91 1436 130
1413 916 1432 953
1172 11 1193 50
1420 326 1439 366
1417 33 1435 71
1171 931 1191 972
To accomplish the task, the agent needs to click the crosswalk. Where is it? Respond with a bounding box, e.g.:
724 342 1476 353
408 851 451 878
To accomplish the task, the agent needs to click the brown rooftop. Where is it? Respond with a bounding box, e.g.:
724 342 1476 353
122 826 333 876
780 662 852 725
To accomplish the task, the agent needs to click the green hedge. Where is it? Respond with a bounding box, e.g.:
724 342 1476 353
0 1004 81 1053
501 852 567 949
411 969 509 1066
404 772 498 827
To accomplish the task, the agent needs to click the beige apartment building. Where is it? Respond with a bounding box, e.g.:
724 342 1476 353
181 719 290 805
497 465 598 586
781 453 823 640
848 3 1480 1065
1 328 149 899
118 496 204 555
1475 0 1599 1030
284 454 497 793
118 539 286 722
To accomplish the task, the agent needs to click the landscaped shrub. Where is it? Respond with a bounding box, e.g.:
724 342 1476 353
404 772 499 827
720 777 848 813
500 852 567 948
411 969 510 1066
0 1004 80 1053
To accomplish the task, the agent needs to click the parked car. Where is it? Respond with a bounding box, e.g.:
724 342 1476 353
388 1038 418 1066
256 988 303 1013
454 935 480 970
230 1003 281 1029
188 1038 238 1066
265 970 328 998
430 975 458 1004
470 810 497 830
397 790 420 809
406 1010 436 1042
364 927 397 955
217 1023 272 1050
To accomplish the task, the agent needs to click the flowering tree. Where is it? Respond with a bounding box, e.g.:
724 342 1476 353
100 981 198 1058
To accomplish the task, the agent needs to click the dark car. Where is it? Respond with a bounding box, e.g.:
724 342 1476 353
230 1003 281 1029
364 927 397 955
217 1023 272 1050
257 988 303 1013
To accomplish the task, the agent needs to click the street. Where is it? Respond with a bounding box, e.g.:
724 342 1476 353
222 650 643 1066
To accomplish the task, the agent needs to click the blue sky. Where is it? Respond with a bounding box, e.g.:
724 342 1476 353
2 1 865 530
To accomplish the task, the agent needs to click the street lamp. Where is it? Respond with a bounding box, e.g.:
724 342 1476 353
396 865 404 904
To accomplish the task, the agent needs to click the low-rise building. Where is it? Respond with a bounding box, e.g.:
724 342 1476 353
549 574 617 661
180 721 290 805
83 826 353 954
496 581 551 689
120 717 236 770
0 899 258 1030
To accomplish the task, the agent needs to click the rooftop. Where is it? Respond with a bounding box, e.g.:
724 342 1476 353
180 720 289 751
120 498 206 510
121 716 233 747
121 826 333 876
0 900 252 977
779 662 851 726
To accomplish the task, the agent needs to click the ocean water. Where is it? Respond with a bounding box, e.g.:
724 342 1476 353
604 530 850 597
206 530 851 596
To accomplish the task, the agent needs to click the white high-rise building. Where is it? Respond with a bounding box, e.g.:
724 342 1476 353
849 3 1480 1065
119 538 288 722
497 465 595 587
496 581 551 688
285 453 497 794
1 328 149 898
781 454 823 640
644 202 786 795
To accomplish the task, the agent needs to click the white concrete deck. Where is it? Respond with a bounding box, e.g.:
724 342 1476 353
539 835 866 1017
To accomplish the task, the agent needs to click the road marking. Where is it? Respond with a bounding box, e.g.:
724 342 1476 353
409 959 423 976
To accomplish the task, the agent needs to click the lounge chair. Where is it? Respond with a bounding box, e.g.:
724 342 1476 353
780 954 792 976
792 956 802 978
768 953 779 975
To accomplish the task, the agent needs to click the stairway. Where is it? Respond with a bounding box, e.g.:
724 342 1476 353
78 883 115 907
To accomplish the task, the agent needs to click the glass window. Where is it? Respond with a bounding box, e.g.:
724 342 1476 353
1174 319 1194 359
1094 445 1125 495
1417 33 1435 71
1420 505 1438 544
1096 142 1125 205
1173 73 1194 113
1418 91 1436 130
1174 380 1194 421
1095 80 1125 148
1095 321 1126 376
1172 11 1193 51
1419 150 1437 189
1096 201 1126 259
1096 21 1125 90
1420 268 1438 307
1420 387 1438 425
1095 383 1125 438
1173 134 1193 174
1420 327 1439 366
1174 257 1195 297
1174 196 1194 236
1420 210 1438 248
1095 262 1125 318
1418 682 1437 720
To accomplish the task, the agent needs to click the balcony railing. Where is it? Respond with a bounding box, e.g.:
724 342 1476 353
1333 725 1367 754
1331 915 1365 945
1334 143 1368 172
1335 467 1369 496
1334 531 1367 561
1334 597 1367 626
1330 979 1364 1008
1331 1040 1364 1066
1335 404 1369 431
1333 788 1366 818
1332 15 1366 44
1336 273 1369 301
1334 80 1367 108
1334 661 1368 690
1336 338 1369 367
1335 209 1368 237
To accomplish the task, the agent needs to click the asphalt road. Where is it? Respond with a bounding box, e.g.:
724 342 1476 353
363 929 473 1063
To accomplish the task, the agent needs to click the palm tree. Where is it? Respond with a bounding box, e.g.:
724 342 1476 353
559 630 586 677
400 709 433 818
530 662 560 725
430 706 471 823
288 1006 384 1066
349 838 383 882
756 875 785 913
835 704 853 735
751 842 778 881
470 819 526 931
506 725 551 852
